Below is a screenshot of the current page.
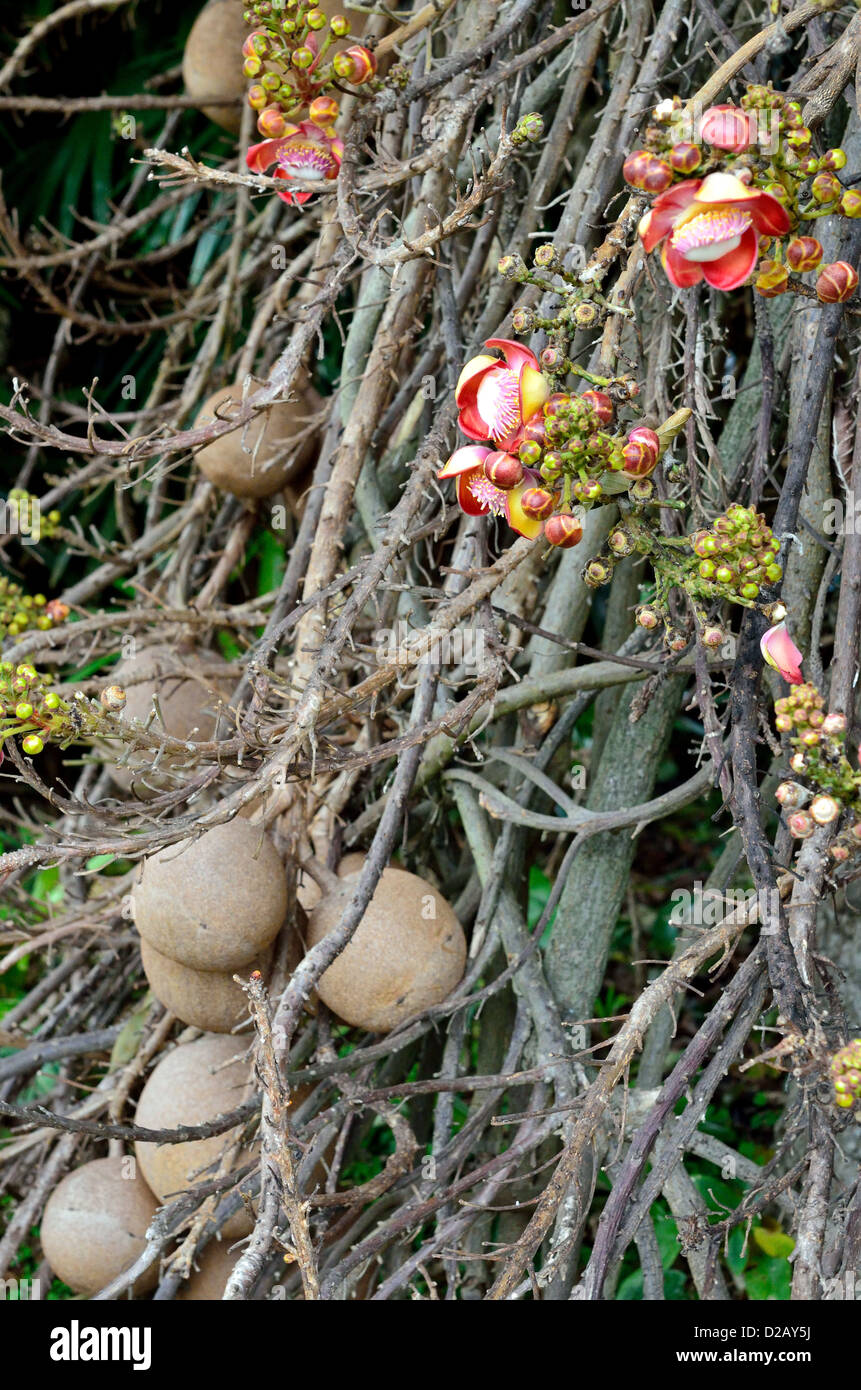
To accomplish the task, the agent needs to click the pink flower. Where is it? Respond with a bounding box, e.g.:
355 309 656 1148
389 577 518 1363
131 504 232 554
761 622 803 685
699 105 754 153
638 172 790 290
246 119 344 205
455 340 549 452
438 446 542 538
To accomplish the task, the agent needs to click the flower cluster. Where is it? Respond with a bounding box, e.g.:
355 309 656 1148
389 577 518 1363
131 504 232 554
771 685 861 855
831 1038 861 1110
627 87 859 296
0 579 69 645
622 513 786 653
241 1 378 204
438 339 687 547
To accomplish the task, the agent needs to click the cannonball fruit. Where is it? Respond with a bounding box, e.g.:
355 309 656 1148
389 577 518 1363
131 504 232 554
175 1240 242 1300
306 867 467 1032
194 381 320 498
132 819 287 972
134 1035 252 1238
182 1 249 133
297 850 366 912
40 1156 159 1296
109 645 231 797
140 938 273 1034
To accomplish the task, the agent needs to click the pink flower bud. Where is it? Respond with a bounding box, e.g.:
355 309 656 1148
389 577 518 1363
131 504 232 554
257 105 288 138
309 95 340 127
520 487 555 520
786 236 823 273
484 452 524 491
580 389 614 425
544 513 583 548
333 45 377 84
816 261 859 304
700 104 753 152
622 426 660 478
669 142 701 174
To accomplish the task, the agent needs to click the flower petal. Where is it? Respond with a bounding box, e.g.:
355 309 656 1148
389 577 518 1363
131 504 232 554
750 191 791 237
455 468 489 516
246 139 282 174
455 354 498 407
640 180 701 251
505 484 544 538
701 226 759 289
661 240 704 288
438 445 490 478
694 171 761 206
519 364 550 424
761 622 803 685
484 338 541 375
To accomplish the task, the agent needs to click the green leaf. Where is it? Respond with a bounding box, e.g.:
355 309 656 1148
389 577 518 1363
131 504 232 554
109 993 153 1072
752 1225 794 1259
744 1254 791 1301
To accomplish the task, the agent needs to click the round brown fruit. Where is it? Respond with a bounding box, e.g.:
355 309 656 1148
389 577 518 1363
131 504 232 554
40 1156 159 1296
175 1239 243 1300
108 645 231 797
132 819 287 972
296 851 365 912
140 938 274 1033
182 1 249 134
306 867 466 1033
135 1035 253 1238
193 380 321 499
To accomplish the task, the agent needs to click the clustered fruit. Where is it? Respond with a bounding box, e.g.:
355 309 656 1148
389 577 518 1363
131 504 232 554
772 686 861 856
4 489 62 541
830 1038 861 1110
0 579 69 644
242 0 377 140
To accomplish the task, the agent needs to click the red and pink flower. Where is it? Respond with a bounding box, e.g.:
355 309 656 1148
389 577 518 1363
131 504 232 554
638 172 790 290
246 118 344 206
438 445 543 538
455 340 550 452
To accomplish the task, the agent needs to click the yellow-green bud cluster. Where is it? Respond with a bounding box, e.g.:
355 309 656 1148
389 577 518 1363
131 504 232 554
688 505 781 603
0 578 67 644
4 489 61 541
831 1038 861 1110
0 662 68 757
